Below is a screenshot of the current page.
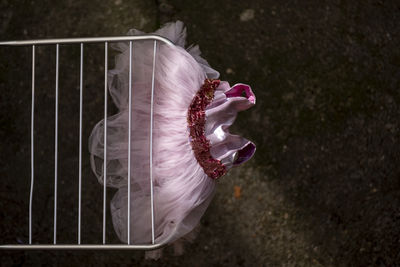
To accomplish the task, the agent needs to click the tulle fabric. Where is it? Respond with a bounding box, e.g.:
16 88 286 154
88 21 256 259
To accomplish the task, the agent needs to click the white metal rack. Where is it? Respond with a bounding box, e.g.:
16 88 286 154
0 34 174 250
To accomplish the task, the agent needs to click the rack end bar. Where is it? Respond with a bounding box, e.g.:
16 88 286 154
0 35 174 46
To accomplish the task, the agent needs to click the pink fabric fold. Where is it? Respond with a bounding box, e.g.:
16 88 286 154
205 82 256 169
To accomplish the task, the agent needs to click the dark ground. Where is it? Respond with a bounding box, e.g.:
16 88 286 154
1 0 400 266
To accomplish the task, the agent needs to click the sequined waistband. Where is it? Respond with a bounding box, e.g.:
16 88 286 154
187 79 227 179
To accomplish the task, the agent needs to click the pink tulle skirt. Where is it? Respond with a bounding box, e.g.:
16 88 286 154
88 21 255 258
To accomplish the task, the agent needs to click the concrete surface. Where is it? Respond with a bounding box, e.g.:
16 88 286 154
0 0 399 266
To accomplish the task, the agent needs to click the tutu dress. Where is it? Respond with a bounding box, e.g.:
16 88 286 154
88 21 256 258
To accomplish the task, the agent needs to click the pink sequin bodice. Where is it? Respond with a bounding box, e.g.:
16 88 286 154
188 79 256 179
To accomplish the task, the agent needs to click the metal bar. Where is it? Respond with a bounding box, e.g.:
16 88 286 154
0 244 168 250
78 43 83 245
29 45 35 245
127 41 132 245
0 35 173 46
103 42 108 244
149 40 157 244
54 43 59 245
